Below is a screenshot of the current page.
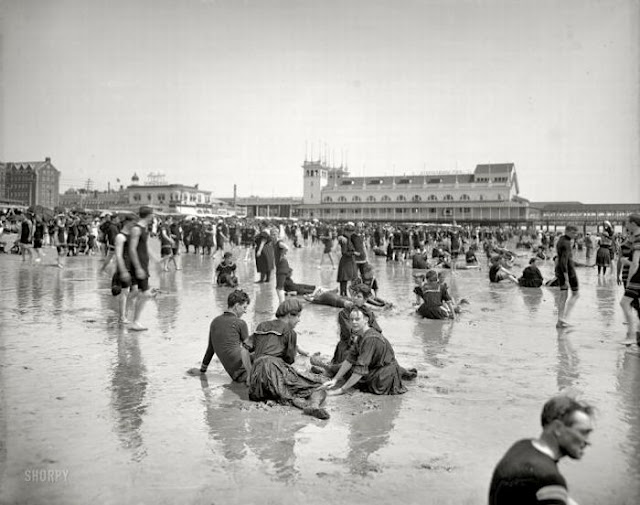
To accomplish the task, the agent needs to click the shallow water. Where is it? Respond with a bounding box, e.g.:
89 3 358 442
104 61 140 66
0 237 638 505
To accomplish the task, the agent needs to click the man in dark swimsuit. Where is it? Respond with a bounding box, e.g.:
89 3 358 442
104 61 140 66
489 395 594 505
126 206 154 331
188 290 251 382
555 225 579 328
100 214 120 272
19 212 34 263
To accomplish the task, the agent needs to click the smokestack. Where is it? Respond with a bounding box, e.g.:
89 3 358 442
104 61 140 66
233 184 237 207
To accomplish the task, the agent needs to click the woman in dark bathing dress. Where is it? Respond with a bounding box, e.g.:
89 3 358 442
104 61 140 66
254 225 275 282
242 299 328 419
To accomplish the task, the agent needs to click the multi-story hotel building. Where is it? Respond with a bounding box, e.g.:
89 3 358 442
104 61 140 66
296 160 536 224
0 157 60 208
126 173 230 216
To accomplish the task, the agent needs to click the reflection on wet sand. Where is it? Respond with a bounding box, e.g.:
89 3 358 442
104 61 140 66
595 277 617 321
414 319 454 367
52 271 64 323
556 327 580 392
345 394 403 475
198 375 306 483
110 332 148 462
156 273 180 331
244 405 307 483
617 351 640 499
198 375 248 461
520 288 543 313
16 266 32 308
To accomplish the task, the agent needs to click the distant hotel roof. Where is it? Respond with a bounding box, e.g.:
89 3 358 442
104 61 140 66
327 163 518 190
4 159 58 172
474 163 515 174
128 183 211 194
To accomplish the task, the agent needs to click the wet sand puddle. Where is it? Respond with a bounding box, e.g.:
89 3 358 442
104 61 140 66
0 239 639 504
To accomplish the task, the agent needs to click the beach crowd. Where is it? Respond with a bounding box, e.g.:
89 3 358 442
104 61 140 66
2 204 640 504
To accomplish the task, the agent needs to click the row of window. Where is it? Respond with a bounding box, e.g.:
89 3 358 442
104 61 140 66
336 177 509 186
315 207 476 214
475 177 508 183
131 193 210 203
305 207 526 217
323 194 503 203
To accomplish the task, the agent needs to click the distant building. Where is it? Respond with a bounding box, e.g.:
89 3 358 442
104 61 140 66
0 157 60 208
231 196 302 218
126 173 231 216
297 160 534 224
59 188 131 211
531 201 640 229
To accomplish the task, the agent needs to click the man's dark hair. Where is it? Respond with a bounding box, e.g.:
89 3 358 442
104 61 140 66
227 289 250 308
565 225 578 233
541 395 594 428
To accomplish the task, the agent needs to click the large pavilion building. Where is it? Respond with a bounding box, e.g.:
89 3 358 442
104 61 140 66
296 160 536 224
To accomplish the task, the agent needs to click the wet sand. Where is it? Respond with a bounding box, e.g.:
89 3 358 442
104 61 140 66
0 237 639 504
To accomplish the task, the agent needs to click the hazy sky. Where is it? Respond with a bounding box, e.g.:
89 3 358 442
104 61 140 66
2 0 639 203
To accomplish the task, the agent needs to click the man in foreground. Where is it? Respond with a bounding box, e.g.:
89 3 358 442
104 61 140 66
488 395 595 505
188 289 251 382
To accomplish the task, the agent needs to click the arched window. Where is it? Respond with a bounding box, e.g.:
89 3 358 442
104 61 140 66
337 196 347 202
478 194 484 201
443 194 453 201
352 195 361 202
460 194 470 201
427 194 438 201
412 195 422 202
366 195 376 202
323 196 333 203
381 195 391 202
497 194 503 201
397 195 406 201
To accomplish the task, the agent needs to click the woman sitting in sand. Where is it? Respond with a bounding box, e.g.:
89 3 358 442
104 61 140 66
518 255 544 288
241 299 329 420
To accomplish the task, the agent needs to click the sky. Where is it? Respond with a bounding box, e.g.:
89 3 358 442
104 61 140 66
1 0 639 203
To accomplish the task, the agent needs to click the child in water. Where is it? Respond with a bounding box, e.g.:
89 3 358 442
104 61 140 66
215 252 238 287
414 269 456 319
